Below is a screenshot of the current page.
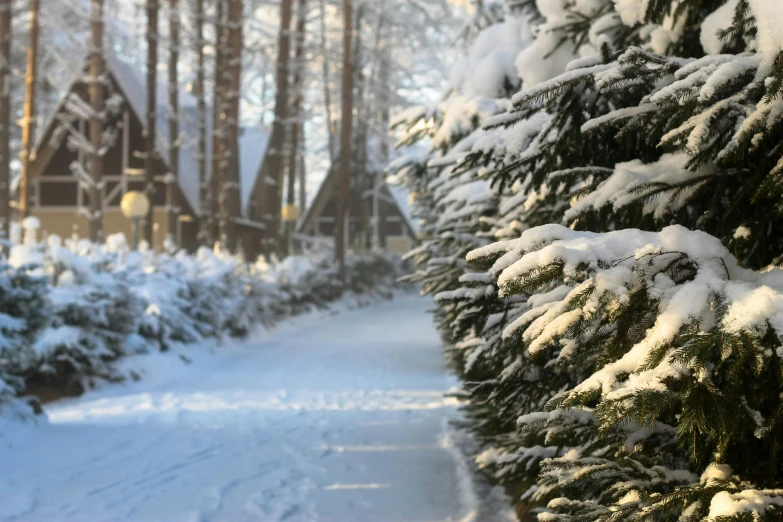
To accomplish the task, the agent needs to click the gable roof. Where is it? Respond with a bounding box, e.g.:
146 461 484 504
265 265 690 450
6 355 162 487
106 55 271 218
35 53 270 219
388 184 418 233
106 55 201 216
297 166 337 234
238 126 271 215
298 166 417 236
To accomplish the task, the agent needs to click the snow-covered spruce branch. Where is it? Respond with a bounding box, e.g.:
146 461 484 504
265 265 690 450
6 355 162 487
461 224 783 520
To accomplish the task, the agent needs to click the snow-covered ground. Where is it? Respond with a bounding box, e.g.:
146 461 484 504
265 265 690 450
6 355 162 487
0 294 515 522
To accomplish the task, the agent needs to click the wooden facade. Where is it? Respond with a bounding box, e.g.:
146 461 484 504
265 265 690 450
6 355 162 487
298 167 416 254
28 55 268 256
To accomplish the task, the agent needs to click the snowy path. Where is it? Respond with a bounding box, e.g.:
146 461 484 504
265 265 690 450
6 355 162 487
0 295 498 522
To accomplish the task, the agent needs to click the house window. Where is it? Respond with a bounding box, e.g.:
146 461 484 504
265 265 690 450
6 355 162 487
38 181 78 207
317 217 334 236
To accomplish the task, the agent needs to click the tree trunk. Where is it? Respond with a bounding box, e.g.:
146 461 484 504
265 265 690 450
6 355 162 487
284 0 307 257
298 122 307 218
260 0 293 257
375 46 391 249
88 0 105 242
210 0 225 246
144 0 159 246
335 0 353 271
195 0 209 245
318 0 336 163
0 0 11 239
351 5 369 250
166 0 180 247
19 0 40 221
220 0 242 252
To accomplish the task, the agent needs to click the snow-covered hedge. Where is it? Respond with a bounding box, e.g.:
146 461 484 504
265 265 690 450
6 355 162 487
0 232 406 417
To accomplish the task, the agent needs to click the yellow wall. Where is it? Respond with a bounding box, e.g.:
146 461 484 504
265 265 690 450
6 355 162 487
32 208 174 250
386 236 412 255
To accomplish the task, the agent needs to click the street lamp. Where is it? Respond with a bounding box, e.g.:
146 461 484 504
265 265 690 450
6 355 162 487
282 204 300 256
120 191 150 250
281 204 300 223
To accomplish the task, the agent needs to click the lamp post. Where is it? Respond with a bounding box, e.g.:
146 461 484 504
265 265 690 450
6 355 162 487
121 191 150 250
282 203 300 256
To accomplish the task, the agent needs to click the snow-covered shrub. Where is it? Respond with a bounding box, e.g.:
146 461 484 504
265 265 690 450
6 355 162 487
214 265 269 339
0 261 51 422
0 233 407 413
132 254 225 350
0 374 42 429
263 253 405 319
29 250 144 394
269 258 344 316
0 261 50 376
343 253 402 296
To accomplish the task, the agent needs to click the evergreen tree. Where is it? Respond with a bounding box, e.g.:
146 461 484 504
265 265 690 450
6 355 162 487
0 261 49 418
390 0 541 335
394 0 783 519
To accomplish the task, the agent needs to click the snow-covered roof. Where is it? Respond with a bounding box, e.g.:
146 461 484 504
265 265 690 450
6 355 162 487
105 54 270 218
238 126 271 214
388 184 418 234
298 165 418 237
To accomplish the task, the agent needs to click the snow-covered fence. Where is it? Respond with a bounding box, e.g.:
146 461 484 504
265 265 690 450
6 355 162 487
0 229 407 420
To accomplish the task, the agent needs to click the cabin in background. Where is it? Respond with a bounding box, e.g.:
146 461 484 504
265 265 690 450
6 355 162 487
28 54 270 255
298 167 416 254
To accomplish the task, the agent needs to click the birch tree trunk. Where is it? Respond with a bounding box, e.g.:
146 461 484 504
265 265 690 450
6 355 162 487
261 0 292 256
210 0 225 245
0 0 11 239
88 0 105 242
350 5 369 250
335 0 353 271
220 0 242 252
166 0 180 247
144 0 159 245
20 0 40 221
195 0 209 245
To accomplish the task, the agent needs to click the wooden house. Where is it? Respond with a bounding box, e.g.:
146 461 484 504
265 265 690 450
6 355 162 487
297 166 416 254
28 54 270 255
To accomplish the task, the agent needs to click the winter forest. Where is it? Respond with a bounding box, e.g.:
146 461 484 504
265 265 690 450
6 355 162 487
4 0 783 521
